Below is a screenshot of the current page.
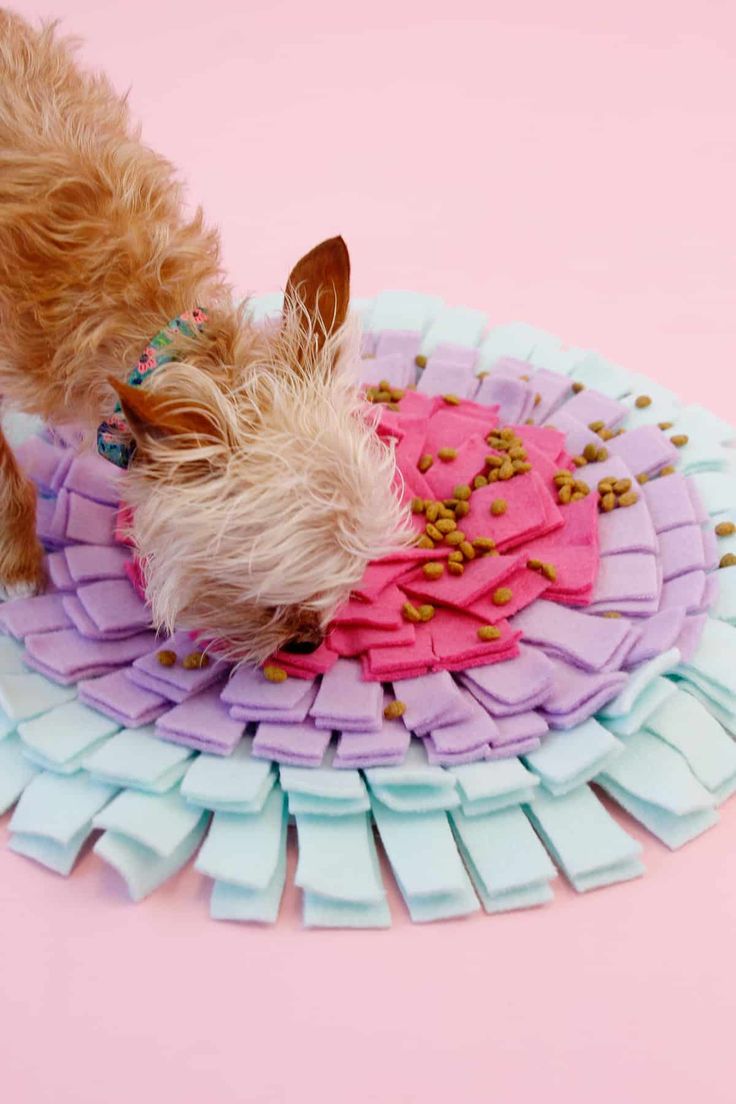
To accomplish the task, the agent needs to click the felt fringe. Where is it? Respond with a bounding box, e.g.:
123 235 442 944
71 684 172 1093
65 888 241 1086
1 290 736 927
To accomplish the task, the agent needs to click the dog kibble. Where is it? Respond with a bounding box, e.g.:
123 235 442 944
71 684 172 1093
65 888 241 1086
486 455 504 469
442 393 461 405
448 561 465 576
613 479 632 494
438 447 458 462
671 434 689 448
453 484 472 501
411 497 425 514
595 447 609 462
571 381 585 393
527 559 543 571
541 563 557 581
582 443 599 462
414 354 427 369
418 454 434 473
423 562 445 579
490 498 507 516
658 421 673 431
554 470 574 485
477 625 501 641
588 420 605 433
635 395 652 408
636 472 650 484
426 502 441 523
617 491 639 507
572 455 587 468
454 501 470 518
459 541 476 560
715 522 736 537
600 492 616 512
156 649 177 667
425 523 443 541
384 700 407 720
659 465 676 476
558 484 573 504
720 554 736 569
446 530 466 546
602 611 621 618
183 651 209 670
472 537 496 552
435 518 457 535
416 536 435 549
418 604 435 622
402 602 422 623
263 665 288 683
448 550 464 563
473 475 488 489
492 587 513 606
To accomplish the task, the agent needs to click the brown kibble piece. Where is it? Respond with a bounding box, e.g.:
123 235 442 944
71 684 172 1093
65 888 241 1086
459 541 476 560
541 562 557 582
490 498 507 516
492 587 513 606
486 454 504 469
425 523 443 541
508 446 527 461
715 521 736 537
263 665 288 683
499 460 514 481
448 550 464 563
554 470 574 484
600 492 616 512
414 354 427 369
473 475 488 489
438 447 458 462
558 484 573 504
526 559 543 571
572 455 587 468
636 472 650 485
418 604 435 622
582 443 599 462
183 651 210 670
513 460 532 474
411 497 425 514
423 561 445 579
390 388 405 402
436 518 457 535
534 393 541 406
473 537 496 552
156 649 177 667
446 530 466 546
613 479 632 494
448 561 465 576
617 491 639 507
384 700 407 720
573 479 590 495
416 536 435 550
658 421 673 431
425 502 440 522
477 625 501 641
385 402 400 412
670 434 689 448
597 480 613 495
455 501 470 518
442 393 461 406
418 454 434 473
588 420 605 433
595 447 609 462
659 465 676 476
720 554 736 569
602 611 621 618
454 484 472 501
598 428 614 441
571 381 585 393
402 602 421 623
635 395 652 408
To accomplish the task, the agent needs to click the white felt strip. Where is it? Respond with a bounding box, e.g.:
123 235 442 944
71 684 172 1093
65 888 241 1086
371 800 480 922
523 718 623 796
195 787 287 890
0 734 40 815
525 785 644 892
83 726 195 793
450 805 556 912
294 811 386 905
210 838 288 924
419 305 488 355
367 290 444 333
93 786 207 858
10 770 117 844
643 689 736 803
94 819 208 902
448 758 540 816
180 737 276 814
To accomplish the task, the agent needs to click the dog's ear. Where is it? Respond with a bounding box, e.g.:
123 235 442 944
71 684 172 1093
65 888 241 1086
284 235 350 352
108 378 215 447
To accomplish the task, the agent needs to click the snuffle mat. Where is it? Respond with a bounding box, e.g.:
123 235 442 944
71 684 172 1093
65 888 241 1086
2 288 736 929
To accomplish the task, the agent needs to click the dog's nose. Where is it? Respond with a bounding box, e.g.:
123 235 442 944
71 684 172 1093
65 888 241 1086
283 637 322 655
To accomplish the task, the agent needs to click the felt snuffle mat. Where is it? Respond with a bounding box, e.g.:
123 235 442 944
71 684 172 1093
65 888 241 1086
2 290 736 929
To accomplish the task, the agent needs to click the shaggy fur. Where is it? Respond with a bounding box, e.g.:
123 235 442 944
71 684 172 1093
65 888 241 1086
0 10 412 660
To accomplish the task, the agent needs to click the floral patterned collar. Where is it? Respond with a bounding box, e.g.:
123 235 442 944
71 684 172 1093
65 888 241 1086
97 309 208 468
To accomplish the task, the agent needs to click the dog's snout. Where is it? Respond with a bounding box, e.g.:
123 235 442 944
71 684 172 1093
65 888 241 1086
283 636 323 655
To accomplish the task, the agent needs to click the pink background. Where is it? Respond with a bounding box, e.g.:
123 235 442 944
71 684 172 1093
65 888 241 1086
3 1 736 1100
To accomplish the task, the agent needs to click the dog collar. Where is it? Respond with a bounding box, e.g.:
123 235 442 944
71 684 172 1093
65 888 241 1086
97 308 208 468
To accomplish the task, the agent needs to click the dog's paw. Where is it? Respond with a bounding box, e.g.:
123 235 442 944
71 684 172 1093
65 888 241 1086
0 543 46 602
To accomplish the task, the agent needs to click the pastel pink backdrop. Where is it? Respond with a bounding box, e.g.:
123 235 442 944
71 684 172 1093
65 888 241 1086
2 2 736 1101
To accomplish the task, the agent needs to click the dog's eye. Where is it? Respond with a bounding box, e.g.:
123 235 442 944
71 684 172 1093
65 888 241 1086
283 638 320 654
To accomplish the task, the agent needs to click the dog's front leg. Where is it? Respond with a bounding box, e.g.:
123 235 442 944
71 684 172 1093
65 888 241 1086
0 425 45 597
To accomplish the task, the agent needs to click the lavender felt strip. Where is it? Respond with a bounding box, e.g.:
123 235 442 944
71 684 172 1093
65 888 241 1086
78 669 170 727
128 631 230 703
511 600 636 672
24 628 156 684
75 579 151 635
459 644 555 716
62 453 123 506
310 658 383 732
155 687 244 756
46 551 76 592
64 544 131 584
252 718 332 767
0 593 72 640
392 670 474 735
62 595 144 642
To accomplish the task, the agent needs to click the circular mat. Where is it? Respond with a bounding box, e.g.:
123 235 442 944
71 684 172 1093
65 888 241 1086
1 288 735 928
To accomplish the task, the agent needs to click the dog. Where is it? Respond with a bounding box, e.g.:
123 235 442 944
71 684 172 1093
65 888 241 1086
0 10 412 663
